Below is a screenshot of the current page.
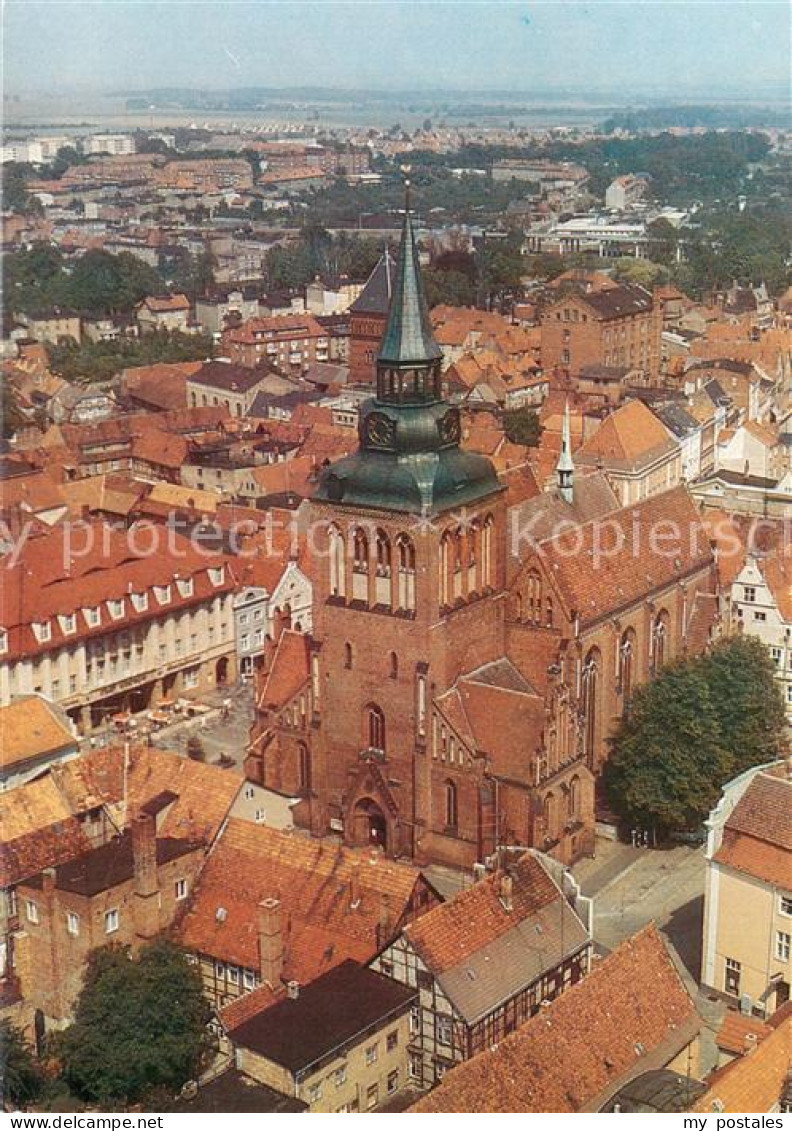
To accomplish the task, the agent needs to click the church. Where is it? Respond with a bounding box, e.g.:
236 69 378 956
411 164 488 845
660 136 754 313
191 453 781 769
246 195 718 870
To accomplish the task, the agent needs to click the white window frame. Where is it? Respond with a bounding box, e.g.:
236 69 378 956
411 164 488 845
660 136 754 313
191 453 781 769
26 899 39 924
776 931 791 962
105 908 119 934
175 878 187 901
780 895 792 917
365 1043 378 1066
66 911 80 936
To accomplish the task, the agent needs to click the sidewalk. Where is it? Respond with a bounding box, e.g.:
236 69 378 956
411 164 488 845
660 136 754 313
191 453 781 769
571 837 644 898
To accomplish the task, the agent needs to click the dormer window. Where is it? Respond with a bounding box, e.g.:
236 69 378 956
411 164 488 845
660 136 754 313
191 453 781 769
84 607 101 628
176 577 194 599
0 629 7 654
33 621 51 643
208 566 224 587
130 592 148 613
59 614 77 635
154 585 172 605
107 598 125 620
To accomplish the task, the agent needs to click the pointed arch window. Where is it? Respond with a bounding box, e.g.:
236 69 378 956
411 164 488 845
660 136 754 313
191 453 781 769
352 527 369 602
619 629 636 707
298 743 311 794
367 704 386 753
652 610 670 671
344 642 353 670
581 648 600 765
389 651 398 680
375 529 391 605
329 524 346 598
397 535 416 611
481 515 494 589
445 781 458 831
440 530 454 607
543 792 557 841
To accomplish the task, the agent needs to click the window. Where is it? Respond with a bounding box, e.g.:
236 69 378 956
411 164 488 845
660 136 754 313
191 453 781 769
743 586 756 603
437 1016 453 1045
108 599 124 620
777 932 791 961
387 1070 399 1095
344 642 353 669
754 611 767 622
60 614 76 635
130 592 148 613
154 585 172 605
176 578 194 598
105 909 119 934
408 1053 421 1080
307 1083 322 1104
25 900 39 924
254 808 266 823
244 785 255 800
34 621 51 643
334 1065 347 1088
365 1043 378 1065
183 667 199 689
771 647 783 667
66 912 80 936
410 1006 421 1034
387 1030 398 1052
444 780 458 831
725 957 741 996
227 966 239 985
389 651 398 679
367 704 385 752
0 629 6 654
215 962 226 978
780 895 792 916
175 879 187 901
366 1084 379 1110
243 969 256 990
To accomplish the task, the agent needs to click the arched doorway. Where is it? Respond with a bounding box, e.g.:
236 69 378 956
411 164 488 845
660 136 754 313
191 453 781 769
352 797 388 850
215 656 229 686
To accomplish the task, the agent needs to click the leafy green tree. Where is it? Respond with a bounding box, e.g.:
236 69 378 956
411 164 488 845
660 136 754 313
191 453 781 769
611 257 670 289
1 163 43 215
56 941 212 1105
603 637 786 832
699 635 786 773
503 406 543 448
47 329 214 385
0 1020 45 1108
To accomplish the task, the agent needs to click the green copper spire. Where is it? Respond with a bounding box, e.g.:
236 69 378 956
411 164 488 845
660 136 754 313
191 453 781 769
377 174 443 369
312 174 502 515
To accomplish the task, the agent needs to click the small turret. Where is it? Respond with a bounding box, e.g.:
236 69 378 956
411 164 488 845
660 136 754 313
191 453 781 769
556 399 575 505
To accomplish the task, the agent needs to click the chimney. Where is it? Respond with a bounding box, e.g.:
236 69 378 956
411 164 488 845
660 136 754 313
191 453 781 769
287 980 300 1000
499 873 514 913
349 862 361 910
258 897 283 989
131 813 160 940
743 1032 758 1055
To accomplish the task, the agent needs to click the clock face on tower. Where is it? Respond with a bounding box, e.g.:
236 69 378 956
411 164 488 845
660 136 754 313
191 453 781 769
437 408 461 445
365 411 396 449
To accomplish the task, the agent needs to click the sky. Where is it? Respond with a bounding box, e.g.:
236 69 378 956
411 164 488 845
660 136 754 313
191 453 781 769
3 0 790 99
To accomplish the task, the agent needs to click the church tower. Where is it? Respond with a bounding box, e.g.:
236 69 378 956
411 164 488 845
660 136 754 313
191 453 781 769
306 186 507 861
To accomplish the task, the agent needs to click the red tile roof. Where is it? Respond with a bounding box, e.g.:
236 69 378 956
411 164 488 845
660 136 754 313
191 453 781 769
412 924 699 1113
713 768 792 888
693 1016 792 1113
258 630 311 710
577 400 676 470
175 819 431 981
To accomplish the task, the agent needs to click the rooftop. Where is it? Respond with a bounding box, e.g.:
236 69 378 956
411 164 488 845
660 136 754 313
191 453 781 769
227 959 416 1073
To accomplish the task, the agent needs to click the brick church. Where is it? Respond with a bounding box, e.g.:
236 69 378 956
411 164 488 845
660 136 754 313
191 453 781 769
247 197 718 870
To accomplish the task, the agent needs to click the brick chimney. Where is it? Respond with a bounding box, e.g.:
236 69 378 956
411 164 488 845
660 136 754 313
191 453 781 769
131 813 160 940
499 873 514 913
258 897 283 989
349 863 361 910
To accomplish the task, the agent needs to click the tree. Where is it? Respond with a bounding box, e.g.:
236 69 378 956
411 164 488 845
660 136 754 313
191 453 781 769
503 406 543 448
2 380 28 439
610 257 670 289
699 635 786 773
186 735 206 762
0 1020 45 1108
603 637 786 832
56 941 212 1105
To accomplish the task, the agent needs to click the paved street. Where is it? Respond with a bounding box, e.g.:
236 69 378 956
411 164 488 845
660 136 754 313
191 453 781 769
574 840 726 1074
151 680 255 767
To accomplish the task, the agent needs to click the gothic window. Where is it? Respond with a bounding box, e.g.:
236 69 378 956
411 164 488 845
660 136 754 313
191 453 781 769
619 629 636 705
467 520 478 592
375 530 392 605
452 528 463 600
445 781 458 831
482 515 494 588
416 672 427 737
568 775 580 820
389 652 398 680
298 743 311 794
396 535 416 611
581 648 600 764
367 704 386 752
440 531 454 607
352 527 369 602
344 642 353 670
329 524 346 598
652 610 670 671
526 570 542 624
546 597 554 628
512 591 523 621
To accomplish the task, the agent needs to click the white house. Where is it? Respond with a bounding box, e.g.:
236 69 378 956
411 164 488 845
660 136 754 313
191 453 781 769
731 553 792 720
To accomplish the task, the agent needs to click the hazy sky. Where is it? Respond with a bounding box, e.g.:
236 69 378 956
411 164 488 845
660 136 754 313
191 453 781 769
3 0 790 97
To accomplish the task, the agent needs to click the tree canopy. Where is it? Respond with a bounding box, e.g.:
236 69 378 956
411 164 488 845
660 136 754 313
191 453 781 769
0 1021 45 1109
46 329 214 385
603 636 787 832
503 406 543 448
55 941 212 1106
